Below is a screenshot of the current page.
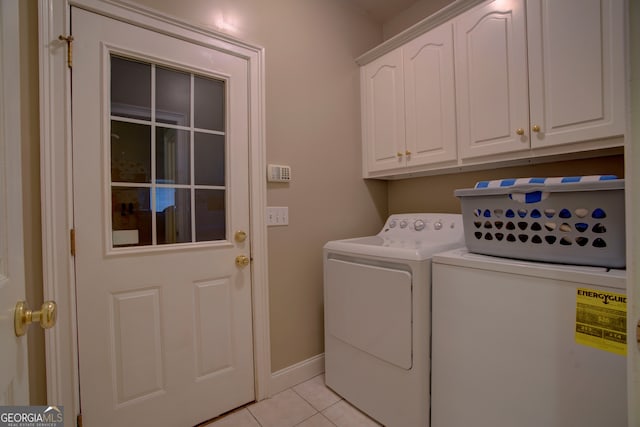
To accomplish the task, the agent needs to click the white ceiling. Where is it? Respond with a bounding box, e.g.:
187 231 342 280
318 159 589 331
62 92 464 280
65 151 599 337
347 0 422 23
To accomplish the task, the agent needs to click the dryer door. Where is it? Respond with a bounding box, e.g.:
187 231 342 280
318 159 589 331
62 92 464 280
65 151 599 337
325 258 412 369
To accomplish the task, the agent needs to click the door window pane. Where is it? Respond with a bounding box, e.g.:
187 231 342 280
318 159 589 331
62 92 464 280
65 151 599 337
111 121 151 183
194 75 225 131
111 56 151 120
112 187 152 247
110 54 228 248
194 133 225 186
195 190 226 242
156 127 190 185
156 66 190 126
156 188 191 244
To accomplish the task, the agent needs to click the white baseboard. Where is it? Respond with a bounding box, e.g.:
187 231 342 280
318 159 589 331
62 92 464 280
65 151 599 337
269 353 325 396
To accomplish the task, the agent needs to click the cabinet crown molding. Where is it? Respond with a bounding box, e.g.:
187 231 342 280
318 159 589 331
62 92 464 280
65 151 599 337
356 0 485 66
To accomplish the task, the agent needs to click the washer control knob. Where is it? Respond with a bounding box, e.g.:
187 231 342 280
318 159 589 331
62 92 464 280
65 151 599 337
399 220 408 229
388 220 397 228
434 221 443 230
414 220 425 231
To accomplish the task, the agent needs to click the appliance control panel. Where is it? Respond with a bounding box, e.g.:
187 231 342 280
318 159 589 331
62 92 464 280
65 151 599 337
380 214 463 237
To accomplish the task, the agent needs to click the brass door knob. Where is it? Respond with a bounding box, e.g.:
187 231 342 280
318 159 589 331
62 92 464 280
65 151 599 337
516 128 525 136
235 230 247 243
14 300 57 337
235 255 250 268
405 150 411 156
532 124 541 132
396 152 403 157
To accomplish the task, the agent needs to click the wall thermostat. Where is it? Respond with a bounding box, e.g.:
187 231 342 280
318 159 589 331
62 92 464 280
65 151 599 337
267 164 292 182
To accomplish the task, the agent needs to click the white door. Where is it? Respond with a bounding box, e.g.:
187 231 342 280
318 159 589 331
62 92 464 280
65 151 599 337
71 7 254 426
0 0 29 406
454 0 530 159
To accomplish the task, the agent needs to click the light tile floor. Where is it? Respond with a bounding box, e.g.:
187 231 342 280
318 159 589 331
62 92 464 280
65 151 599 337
205 375 382 427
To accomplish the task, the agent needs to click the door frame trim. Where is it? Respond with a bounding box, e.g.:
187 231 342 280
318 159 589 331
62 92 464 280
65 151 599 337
39 0 270 420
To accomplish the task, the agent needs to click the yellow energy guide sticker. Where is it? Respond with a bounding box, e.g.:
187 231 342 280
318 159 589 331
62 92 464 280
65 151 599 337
575 288 626 356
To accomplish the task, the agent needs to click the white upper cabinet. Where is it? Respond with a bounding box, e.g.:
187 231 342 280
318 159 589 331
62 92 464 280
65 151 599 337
362 23 456 175
404 23 457 167
455 0 624 160
526 0 625 148
358 0 625 178
362 49 406 173
454 0 530 159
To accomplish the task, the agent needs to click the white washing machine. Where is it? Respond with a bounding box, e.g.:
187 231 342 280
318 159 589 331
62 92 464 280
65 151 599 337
431 248 627 427
323 213 465 427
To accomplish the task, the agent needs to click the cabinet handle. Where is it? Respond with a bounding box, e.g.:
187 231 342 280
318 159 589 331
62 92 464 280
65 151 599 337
532 124 541 132
516 128 525 136
405 150 411 156
397 152 403 157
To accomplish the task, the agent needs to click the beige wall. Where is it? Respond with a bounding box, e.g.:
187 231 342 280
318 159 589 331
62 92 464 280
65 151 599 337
119 0 387 371
20 0 385 400
382 0 455 40
20 0 632 403
388 155 625 214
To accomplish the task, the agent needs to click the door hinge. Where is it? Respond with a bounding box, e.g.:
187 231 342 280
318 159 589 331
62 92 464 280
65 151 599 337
58 35 74 68
70 229 76 256
76 413 82 427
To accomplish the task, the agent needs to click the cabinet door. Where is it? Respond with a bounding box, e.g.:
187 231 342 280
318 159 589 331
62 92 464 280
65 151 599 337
455 0 529 159
527 0 625 148
361 49 406 173
403 23 457 167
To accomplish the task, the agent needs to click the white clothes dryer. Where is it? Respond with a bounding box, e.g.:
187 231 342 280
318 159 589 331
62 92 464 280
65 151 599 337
431 248 627 427
323 213 465 427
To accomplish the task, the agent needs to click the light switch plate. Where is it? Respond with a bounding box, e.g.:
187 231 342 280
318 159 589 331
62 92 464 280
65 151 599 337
267 207 289 226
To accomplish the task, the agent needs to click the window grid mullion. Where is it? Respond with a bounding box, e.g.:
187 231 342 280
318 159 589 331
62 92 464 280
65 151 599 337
151 63 157 246
190 73 196 243
110 182 226 190
109 116 225 137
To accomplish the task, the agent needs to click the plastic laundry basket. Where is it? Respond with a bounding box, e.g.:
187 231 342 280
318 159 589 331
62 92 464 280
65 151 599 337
455 176 625 268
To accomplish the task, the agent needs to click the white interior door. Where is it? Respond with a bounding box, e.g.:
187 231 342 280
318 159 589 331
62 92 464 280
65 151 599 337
0 0 28 406
71 7 254 426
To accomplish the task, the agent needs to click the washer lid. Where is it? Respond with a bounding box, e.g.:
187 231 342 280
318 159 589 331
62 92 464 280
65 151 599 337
433 248 626 290
324 236 465 261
